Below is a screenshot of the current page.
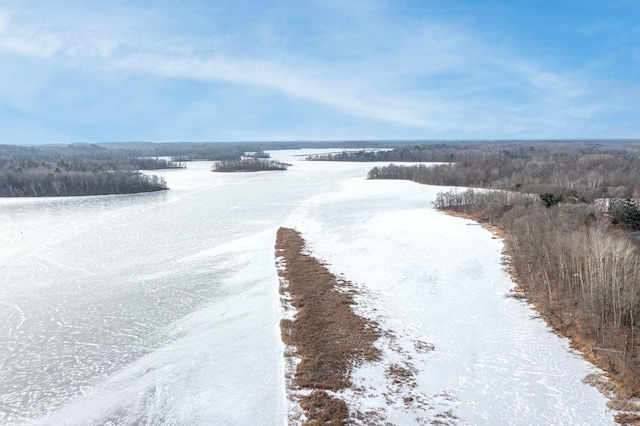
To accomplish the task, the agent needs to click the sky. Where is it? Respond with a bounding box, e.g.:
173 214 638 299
0 0 639 144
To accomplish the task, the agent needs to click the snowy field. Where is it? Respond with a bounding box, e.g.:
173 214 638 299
0 149 612 425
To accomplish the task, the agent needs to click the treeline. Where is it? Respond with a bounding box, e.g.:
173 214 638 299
366 142 640 403
212 158 288 172
0 169 167 197
306 145 467 162
0 144 174 197
94 140 400 161
305 142 610 163
368 148 640 200
0 144 184 171
307 141 640 163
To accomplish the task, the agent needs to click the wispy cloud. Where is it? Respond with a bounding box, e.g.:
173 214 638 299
0 0 637 143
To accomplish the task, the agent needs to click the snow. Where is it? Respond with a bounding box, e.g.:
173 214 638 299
286 175 613 425
0 149 613 425
33 229 286 426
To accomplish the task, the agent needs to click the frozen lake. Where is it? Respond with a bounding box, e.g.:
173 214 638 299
0 149 612 425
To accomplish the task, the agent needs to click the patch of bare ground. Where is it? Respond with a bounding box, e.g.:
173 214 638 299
385 361 425 409
615 412 640 425
300 390 349 426
414 339 435 354
444 209 640 423
429 410 460 426
275 227 381 425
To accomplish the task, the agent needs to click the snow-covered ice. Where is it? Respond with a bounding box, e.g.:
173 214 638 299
0 150 613 425
287 176 613 425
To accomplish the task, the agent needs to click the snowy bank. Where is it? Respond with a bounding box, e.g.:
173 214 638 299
287 176 613 425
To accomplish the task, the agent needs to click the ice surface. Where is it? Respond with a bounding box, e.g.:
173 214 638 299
0 150 613 425
287 176 613 425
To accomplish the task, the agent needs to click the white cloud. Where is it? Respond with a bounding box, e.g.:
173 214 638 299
127 54 430 126
0 34 61 58
0 9 7 32
0 1 624 141
0 9 432 128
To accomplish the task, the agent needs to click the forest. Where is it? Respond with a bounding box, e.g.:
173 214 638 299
303 141 634 163
367 147 640 200
306 145 465 162
0 144 178 196
92 140 397 161
364 141 640 416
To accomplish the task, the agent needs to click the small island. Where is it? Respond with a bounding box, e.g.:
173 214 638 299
211 158 289 172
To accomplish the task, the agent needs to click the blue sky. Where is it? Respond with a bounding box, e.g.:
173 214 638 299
0 0 638 144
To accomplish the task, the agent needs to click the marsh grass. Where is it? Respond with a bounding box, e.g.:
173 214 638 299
276 227 381 424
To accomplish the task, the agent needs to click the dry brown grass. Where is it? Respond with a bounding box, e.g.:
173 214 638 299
276 227 381 424
614 412 640 425
387 363 415 385
608 399 640 411
300 391 349 426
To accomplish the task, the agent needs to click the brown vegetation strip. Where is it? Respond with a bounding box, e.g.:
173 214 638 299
275 227 380 424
